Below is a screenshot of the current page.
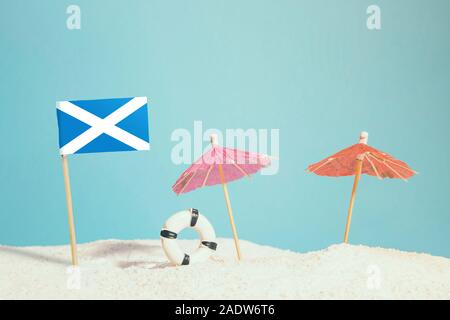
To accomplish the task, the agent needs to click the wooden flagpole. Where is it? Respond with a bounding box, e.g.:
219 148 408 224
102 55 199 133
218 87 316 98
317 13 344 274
343 132 368 243
61 155 78 265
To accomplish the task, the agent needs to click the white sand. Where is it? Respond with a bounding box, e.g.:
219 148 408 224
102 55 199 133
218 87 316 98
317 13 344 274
0 239 449 300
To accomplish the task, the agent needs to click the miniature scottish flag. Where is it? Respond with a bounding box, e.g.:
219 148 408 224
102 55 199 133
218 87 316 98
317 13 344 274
56 97 150 155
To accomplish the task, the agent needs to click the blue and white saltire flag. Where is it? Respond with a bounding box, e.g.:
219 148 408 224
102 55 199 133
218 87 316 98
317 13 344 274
56 97 150 155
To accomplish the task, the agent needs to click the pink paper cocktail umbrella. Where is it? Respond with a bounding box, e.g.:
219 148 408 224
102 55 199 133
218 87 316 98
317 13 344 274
172 134 271 260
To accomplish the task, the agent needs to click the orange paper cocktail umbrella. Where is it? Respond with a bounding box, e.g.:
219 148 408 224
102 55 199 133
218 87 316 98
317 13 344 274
307 132 417 243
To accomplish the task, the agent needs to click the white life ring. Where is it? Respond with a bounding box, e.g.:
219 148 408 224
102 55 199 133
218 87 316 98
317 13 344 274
160 208 217 266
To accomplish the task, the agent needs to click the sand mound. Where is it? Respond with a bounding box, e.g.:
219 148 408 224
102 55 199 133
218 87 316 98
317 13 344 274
1 239 449 299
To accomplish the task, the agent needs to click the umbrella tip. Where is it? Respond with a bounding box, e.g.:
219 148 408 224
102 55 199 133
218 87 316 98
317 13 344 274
210 134 219 146
359 131 369 144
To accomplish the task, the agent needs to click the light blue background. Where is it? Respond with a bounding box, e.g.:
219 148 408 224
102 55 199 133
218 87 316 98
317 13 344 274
1 1 449 257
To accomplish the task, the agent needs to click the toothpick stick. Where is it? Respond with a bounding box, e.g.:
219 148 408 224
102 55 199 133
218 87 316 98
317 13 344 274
343 159 363 243
218 163 242 260
61 155 78 265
